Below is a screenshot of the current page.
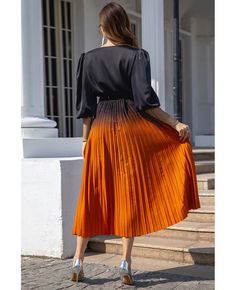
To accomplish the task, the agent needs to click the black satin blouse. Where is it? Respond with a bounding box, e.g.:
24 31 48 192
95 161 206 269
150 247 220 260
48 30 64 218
76 44 161 119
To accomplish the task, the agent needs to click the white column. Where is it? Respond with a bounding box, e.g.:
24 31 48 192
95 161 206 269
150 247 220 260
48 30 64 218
190 18 198 145
190 17 214 147
21 0 58 138
141 0 166 109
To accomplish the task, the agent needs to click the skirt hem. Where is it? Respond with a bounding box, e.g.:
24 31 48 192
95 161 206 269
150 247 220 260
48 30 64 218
71 205 200 238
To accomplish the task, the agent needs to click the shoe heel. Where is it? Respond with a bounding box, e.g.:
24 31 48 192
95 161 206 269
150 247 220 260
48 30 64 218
119 270 134 285
119 260 134 285
71 258 84 282
71 269 84 282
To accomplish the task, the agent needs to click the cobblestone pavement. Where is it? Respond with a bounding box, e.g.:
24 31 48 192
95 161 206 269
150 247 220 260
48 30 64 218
22 254 214 290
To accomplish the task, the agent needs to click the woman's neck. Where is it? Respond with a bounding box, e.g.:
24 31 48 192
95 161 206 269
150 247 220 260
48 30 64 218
102 39 116 47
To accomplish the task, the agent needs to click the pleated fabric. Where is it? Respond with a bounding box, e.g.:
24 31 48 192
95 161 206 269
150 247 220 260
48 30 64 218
72 98 201 238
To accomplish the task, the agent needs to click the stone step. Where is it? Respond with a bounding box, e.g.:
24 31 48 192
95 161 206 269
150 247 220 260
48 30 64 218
195 160 214 174
186 205 215 222
88 235 214 265
199 190 215 206
147 220 214 242
83 252 214 281
192 148 215 161
197 173 215 190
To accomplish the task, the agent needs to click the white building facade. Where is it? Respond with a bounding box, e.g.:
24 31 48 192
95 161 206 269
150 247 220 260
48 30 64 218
21 0 214 258
21 0 214 145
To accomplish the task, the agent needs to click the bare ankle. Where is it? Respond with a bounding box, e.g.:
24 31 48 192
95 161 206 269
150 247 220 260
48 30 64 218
74 254 84 262
122 256 131 265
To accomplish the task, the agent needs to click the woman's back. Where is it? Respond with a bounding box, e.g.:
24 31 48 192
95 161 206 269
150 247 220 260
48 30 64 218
76 45 161 119
84 45 137 98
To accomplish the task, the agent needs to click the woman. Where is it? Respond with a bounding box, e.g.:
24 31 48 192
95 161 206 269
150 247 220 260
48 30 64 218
71 1 200 286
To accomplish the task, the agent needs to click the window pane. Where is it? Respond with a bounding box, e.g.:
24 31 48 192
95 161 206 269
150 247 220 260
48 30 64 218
45 58 49 86
62 30 66 58
69 60 72 87
62 30 71 59
46 87 50 115
52 88 58 116
65 89 73 116
69 89 73 115
43 27 48 56
61 1 65 29
67 2 71 29
65 117 69 136
68 31 72 58
65 89 69 115
42 0 47 25
50 28 56 57
70 117 73 136
51 58 57 86
63 59 68 87
49 0 55 27
46 87 58 116
66 117 73 137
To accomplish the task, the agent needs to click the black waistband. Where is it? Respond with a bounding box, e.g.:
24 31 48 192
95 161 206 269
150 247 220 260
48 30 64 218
99 95 133 101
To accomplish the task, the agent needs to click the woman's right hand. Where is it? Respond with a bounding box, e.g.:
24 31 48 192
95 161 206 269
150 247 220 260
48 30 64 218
82 141 87 158
172 121 192 141
144 107 191 141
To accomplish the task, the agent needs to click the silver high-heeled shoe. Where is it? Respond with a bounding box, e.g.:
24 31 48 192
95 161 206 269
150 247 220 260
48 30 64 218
119 260 135 285
70 258 84 282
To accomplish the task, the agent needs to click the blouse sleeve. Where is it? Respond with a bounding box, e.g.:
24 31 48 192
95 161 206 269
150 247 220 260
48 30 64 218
130 49 161 111
76 52 97 119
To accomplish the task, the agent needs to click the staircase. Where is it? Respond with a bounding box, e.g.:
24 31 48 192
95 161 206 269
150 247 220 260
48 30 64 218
87 148 215 266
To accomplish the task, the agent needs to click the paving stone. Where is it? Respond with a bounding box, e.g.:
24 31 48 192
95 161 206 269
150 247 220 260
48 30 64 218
21 255 214 290
174 280 214 289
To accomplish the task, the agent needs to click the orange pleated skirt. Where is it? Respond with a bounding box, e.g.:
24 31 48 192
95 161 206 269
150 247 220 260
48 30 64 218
72 98 201 238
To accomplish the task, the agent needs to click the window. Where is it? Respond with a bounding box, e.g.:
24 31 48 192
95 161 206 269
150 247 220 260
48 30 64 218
42 0 75 137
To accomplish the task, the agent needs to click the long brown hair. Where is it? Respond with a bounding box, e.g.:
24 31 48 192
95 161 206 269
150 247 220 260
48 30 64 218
98 2 139 48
